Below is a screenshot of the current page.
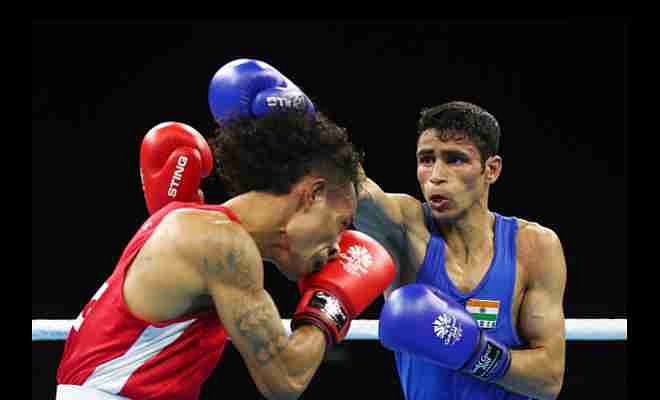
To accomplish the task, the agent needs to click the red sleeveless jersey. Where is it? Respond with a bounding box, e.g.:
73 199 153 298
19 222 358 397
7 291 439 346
57 202 240 400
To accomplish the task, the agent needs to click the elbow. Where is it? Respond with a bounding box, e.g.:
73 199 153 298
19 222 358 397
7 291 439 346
538 385 562 400
257 376 307 400
549 371 565 400
537 368 564 400
260 390 301 400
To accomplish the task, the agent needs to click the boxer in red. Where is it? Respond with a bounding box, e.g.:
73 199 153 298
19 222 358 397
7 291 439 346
55 59 396 400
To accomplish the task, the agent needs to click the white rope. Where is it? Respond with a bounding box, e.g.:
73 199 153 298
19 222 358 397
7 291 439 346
32 318 627 342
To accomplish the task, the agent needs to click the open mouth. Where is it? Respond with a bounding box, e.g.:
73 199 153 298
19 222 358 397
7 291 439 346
429 195 450 210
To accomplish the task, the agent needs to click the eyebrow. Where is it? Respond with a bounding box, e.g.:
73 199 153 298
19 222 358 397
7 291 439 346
416 148 434 157
444 149 471 157
417 148 471 158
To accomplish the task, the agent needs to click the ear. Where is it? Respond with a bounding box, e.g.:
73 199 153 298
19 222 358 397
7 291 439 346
301 178 328 210
484 155 502 184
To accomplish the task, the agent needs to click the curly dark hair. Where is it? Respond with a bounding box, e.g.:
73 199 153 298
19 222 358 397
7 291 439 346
417 101 501 166
208 110 363 196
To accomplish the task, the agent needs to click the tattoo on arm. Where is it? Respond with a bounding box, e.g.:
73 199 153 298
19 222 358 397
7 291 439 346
202 248 254 289
235 304 288 364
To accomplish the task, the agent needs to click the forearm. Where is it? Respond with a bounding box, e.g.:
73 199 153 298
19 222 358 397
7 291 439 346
355 179 404 245
254 325 326 400
495 347 564 400
281 325 327 383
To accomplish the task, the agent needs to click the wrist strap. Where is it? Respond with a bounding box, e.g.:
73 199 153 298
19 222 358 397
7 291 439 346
291 315 334 348
461 332 512 382
291 290 350 346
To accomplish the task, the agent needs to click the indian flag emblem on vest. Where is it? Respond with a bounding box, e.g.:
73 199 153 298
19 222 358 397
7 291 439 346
466 298 500 329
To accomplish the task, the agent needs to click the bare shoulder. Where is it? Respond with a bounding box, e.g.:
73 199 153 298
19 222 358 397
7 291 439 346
357 178 403 228
390 193 423 219
160 208 247 250
515 217 566 282
358 176 427 242
516 218 562 253
389 194 426 233
158 208 263 289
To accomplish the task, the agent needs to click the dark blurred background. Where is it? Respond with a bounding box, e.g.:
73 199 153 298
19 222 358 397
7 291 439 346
32 19 627 399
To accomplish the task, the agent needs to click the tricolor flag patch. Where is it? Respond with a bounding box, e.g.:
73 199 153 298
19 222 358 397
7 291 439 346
466 298 500 329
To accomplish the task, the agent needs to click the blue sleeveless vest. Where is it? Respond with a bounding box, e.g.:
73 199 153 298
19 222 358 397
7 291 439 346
394 204 529 400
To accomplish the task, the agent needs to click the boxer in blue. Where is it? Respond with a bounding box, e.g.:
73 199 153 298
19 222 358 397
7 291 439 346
357 102 567 400
206 60 567 400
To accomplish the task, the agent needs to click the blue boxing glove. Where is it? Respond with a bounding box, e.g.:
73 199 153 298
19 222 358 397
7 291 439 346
208 58 315 123
379 284 512 383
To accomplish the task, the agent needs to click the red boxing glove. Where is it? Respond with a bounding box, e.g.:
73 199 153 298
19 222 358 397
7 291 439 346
139 122 214 215
292 230 396 346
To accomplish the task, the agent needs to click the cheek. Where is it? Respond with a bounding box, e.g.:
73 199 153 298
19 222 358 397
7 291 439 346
288 213 331 255
288 218 316 251
460 172 484 194
417 165 429 184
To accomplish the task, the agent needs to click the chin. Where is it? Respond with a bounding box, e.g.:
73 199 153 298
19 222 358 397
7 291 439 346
431 208 461 224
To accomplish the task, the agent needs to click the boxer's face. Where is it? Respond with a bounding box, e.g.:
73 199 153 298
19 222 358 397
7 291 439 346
282 180 356 280
416 129 500 223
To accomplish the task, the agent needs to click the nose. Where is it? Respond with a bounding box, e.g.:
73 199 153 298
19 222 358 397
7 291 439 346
429 160 448 185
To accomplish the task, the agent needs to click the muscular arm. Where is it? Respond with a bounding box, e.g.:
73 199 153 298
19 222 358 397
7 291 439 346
355 171 422 296
175 210 326 400
497 226 567 400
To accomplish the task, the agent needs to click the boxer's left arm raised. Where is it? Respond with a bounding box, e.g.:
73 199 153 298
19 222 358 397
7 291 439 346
140 122 214 215
355 168 421 295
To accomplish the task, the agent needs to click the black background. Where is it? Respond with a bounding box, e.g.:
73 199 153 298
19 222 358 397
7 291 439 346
32 19 627 399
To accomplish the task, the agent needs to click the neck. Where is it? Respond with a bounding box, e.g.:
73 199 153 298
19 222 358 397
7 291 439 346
436 203 495 265
222 191 299 263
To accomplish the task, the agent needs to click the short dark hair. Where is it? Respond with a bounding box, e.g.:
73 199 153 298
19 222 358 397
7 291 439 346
209 110 363 196
417 101 501 164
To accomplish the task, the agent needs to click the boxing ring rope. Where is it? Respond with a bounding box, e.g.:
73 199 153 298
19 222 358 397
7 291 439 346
32 318 627 342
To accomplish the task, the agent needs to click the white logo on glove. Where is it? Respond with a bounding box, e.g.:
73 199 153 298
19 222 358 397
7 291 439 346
266 94 307 110
168 155 188 197
433 313 463 345
473 351 494 373
339 245 373 276
316 292 344 320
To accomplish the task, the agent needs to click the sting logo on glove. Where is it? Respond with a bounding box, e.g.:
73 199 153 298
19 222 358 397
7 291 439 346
140 121 213 215
265 94 308 110
167 155 189 198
